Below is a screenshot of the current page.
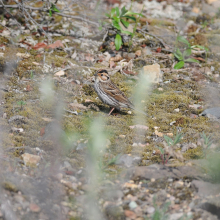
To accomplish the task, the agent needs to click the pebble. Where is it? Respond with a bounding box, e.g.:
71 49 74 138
170 213 184 220
124 210 137 219
146 206 155 214
127 53 136 59
174 108 180 112
135 50 142 57
174 181 184 189
201 107 220 119
142 47 152 56
21 153 41 166
142 63 162 83
129 201 138 210
29 203 41 212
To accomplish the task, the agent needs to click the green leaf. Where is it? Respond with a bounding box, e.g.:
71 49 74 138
49 9 52 17
120 19 129 28
173 132 183 145
157 146 164 154
51 4 60 12
174 48 183 61
105 13 110 18
174 61 185 69
111 8 116 17
112 20 121 30
121 30 133 35
124 11 143 17
183 48 192 58
184 58 200 63
115 7 120 17
121 6 127 16
115 34 122 50
177 36 190 47
191 45 209 52
112 16 120 23
122 15 136 21
164 135 173 146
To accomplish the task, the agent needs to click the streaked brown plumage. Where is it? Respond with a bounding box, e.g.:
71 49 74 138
94 69 134 115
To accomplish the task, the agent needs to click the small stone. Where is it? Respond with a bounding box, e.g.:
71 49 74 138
22 153 41 166
54 70 65 77
119 135 126 139
63 161 72 170
129 201 138 210
189 104 202 109
117 154 141 168
30 203 41 213
174 108 179 112
175 198 180 204
170 213 184 220
174 181 184 189
201 107 220 119
61 180 73 189
146 206 155 214
142 47 152 56
135 50 141 57
105 204 124 218
56 173 63 180
158 88 163 91
127 53 135 59
124 210 137 219
142 63 162 83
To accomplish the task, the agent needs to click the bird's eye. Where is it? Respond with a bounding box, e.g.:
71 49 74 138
101 74 103 76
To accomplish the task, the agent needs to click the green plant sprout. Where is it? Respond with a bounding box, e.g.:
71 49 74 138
106 6 143 50
200 132 213 149
48 4 60 17
99 153 122 171
30 70 34 79
200 132 213 157
17 100 26 110
157 132 183 165
174 36 208 69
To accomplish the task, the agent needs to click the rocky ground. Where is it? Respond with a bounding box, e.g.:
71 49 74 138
0 0 220 219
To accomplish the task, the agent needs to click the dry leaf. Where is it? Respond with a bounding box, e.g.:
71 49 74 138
32 42 47 50
47 40 64 49
109 54 122 62
32 62 41 66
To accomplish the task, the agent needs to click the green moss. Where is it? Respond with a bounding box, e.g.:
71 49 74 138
149 18 175 26
3 181 18 192
183 147 203 159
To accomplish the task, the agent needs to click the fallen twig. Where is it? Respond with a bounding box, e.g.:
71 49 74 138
0 3 99 27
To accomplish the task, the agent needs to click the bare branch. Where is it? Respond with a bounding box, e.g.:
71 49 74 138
0 3 99 26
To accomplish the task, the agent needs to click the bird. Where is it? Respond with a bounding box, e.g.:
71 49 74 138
93 69 146 116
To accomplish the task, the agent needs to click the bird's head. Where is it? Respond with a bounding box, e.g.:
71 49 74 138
94 69 110 83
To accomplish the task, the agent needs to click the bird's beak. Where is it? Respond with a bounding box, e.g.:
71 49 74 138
94 71 98 76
